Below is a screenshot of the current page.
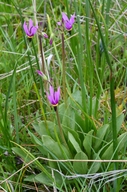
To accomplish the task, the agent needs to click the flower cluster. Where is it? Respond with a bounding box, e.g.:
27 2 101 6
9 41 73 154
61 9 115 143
24 12 75 106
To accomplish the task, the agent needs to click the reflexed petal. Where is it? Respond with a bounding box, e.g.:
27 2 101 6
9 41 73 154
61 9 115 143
23 22 29 35
55 87 60 103
62 12 69 22
23 22 27 31
49 86 54 98
31 26 37 36
47 93 52 104
29 19 33 31
70 13 75 25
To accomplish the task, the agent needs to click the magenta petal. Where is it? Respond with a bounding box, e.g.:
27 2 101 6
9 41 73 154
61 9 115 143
29 19 33 31
55 87 60 103
49 86 54 98
31 26 37 36
43 33 48 38
23 22 29 35
36 70 43 76
70 13 75 25
62 12 69 22
47 86 60 106
65 22 72 31
47 93 52 104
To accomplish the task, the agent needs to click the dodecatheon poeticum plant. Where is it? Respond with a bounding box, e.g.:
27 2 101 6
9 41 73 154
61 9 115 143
23 19 38 38
47 86 60 106
57 12 75 31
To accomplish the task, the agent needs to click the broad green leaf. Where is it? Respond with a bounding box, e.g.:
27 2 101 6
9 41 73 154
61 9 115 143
105 114 124 142
59 104 75 130
28 130 43 146
75 112 86 132
94 124 109 151
42 135 71 159
65 126 81 146
116 113 124 133
68 132 81 153
73 152 88 174
24 174 36 182
89 153 101 173
28 130 47 156
83 130 94 157
32 121 56 139
71 90 82 105
12 147 33 163
35 171 63 188
101 132 127 160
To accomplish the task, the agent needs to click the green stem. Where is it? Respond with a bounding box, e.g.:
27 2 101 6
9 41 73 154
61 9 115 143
55 106 68 148
61 32 67 107
110 71 117 159
38 35 45 74
13 75 19 144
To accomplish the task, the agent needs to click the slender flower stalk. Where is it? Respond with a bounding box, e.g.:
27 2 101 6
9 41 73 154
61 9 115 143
61 32 67 107
38 35 45 74
57 12 75 107
55 106 68 147
23 19 38 38
46 85 67 146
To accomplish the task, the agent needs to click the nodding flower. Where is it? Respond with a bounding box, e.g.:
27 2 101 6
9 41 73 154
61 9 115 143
36 70 47 81
47 86 60 106
57 12 75 31
23 19 38 38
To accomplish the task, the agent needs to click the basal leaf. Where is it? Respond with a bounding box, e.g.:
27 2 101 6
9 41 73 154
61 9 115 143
83 130 94 157
68 132 81 153
101 132 127 160
89 153 101 173
42 135 71 159
73 151 88 174
94 124 109 151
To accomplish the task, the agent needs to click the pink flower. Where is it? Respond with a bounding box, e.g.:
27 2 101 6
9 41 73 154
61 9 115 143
23 19 38 38
58 12 75 31
47 86 60 106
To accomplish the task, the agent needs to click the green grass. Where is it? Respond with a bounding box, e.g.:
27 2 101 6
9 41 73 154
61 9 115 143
0 0 127 191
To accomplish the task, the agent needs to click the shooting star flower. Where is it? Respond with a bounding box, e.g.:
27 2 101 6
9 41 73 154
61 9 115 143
23 19 38 38
47 86 60 106
58 12 75 31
